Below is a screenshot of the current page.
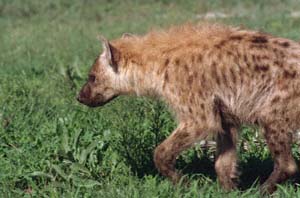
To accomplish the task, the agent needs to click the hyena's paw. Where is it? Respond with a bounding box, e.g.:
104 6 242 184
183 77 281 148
217 170 239 191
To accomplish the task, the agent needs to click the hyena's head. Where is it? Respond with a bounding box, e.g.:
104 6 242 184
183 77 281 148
77 36 122 107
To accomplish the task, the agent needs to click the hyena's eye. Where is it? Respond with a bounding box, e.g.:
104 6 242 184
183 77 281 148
88 74 96 83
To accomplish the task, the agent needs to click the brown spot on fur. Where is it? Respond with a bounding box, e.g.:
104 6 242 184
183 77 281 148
256 56 262 62
211 62 220 85
221 69 228 87
270 142 277 148
184 64 189 72
230 68 236 84
226 51 234 57
271 96 281 104
164 58 170 66
280 41 290 48
261 55 270 60
201 73 206 87
251 54 257 63
191 55 196 63
283 70 296 79
216 76 221 85
255 64 269 72
272 108 278 115
200 103 205 109
251 35 268 44
243 54 248 63
158 146 166 153
164 71 169 82
279 51 285 58
197 54 203 62
229 35 243 41
175 58 180 66
274 60 282 67
215 40 227 49
274 40 290 48
193 71 198 79
174 132 189 140
187 75 193 85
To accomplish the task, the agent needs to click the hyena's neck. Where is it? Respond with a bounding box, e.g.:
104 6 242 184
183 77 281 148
116 60 165 98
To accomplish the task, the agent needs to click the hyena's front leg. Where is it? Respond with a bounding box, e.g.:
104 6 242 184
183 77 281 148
154 122 209 184
215 126 238 190
214 96 239 190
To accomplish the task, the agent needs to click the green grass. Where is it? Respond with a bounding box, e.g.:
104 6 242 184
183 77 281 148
1 0 300 197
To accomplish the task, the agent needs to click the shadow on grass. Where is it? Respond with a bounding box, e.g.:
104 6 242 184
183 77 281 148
170 155 299 190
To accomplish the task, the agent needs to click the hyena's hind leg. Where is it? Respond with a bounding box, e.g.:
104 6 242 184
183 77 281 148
215 126 239 190
261 123 298 193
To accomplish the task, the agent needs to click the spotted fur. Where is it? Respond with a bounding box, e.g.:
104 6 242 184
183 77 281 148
77 23 300 193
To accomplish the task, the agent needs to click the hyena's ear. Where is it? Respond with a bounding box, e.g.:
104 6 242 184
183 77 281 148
122 33 134 38
97 35 120 73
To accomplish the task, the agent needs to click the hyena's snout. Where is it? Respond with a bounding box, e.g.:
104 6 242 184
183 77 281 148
76 84 98 107
77 83 89 101
77 84 116 107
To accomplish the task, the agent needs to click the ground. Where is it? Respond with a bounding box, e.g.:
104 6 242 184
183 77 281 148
1 0 300 197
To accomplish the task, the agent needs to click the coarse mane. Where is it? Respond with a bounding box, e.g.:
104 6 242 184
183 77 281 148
111 23 239 62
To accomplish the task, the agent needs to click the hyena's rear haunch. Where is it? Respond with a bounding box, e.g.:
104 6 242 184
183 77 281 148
77 23 300 193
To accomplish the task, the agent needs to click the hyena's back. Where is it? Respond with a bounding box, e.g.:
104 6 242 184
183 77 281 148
143 25 300 131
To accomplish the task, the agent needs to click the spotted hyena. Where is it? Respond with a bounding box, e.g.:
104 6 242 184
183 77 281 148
77 23 300 193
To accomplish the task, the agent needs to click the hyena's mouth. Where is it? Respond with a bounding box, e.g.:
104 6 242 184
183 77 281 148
95 95 118 107
77 94 118 108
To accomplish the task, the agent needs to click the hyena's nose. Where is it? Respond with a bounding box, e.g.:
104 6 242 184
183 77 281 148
76 95 82 103
76 93 84 103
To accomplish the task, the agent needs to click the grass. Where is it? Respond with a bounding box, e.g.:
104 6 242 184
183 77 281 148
1 0 300 197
